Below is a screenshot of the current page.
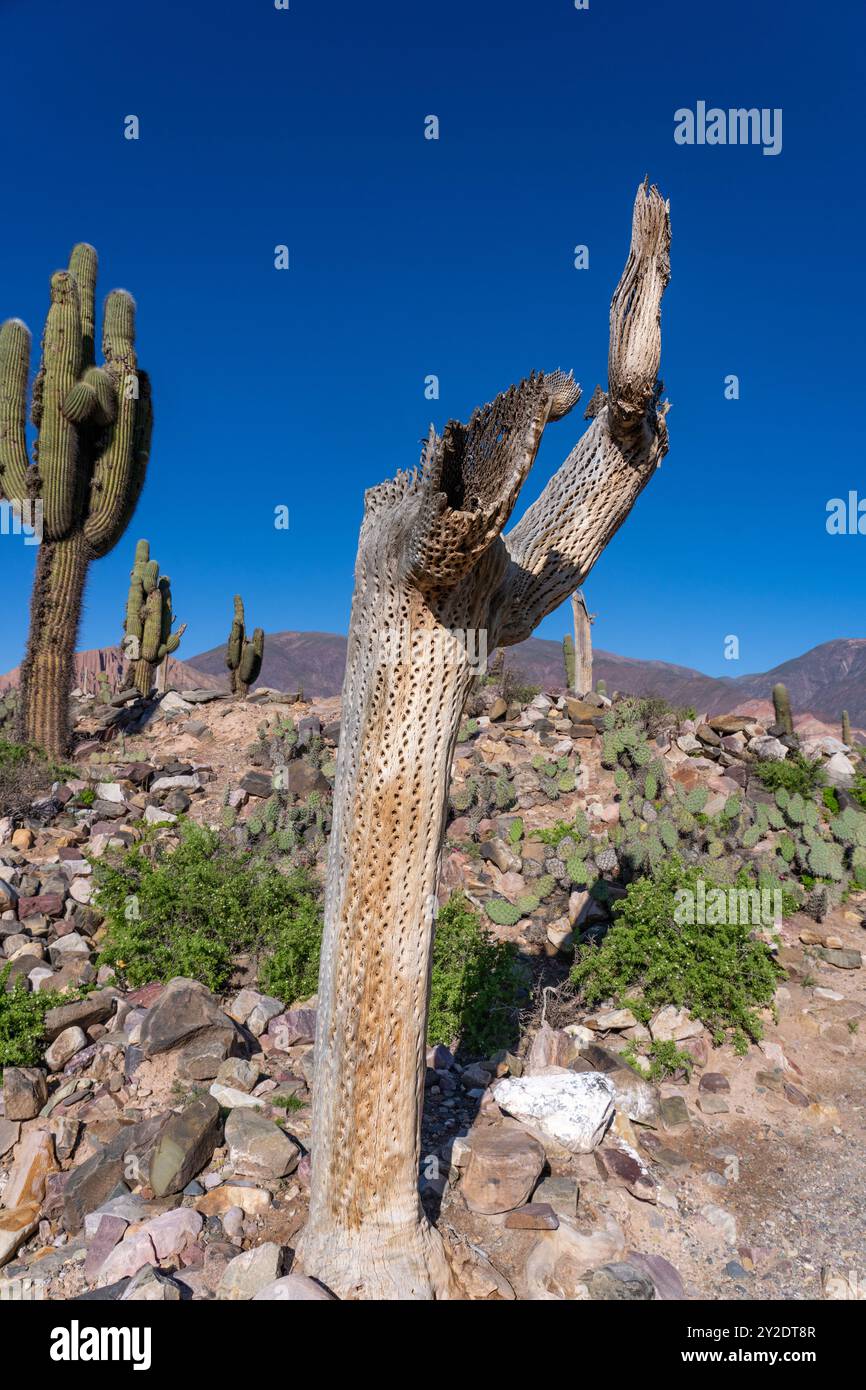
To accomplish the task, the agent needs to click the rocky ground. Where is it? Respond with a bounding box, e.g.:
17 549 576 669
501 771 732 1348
0 681 864 1302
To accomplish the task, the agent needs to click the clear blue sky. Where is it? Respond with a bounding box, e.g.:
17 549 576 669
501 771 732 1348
1 0 863 677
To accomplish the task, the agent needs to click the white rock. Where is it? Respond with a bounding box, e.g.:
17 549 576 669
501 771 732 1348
649 1005 704 1043
48 932 91 962
747 735 787 762
69 877 92 905
676 734 702 753
701 1203 737 1244
45 1026 87 1071
208 1083 266 1110
824 752 856 788
492 1071 614 1153
217 1242 285 1300
144 805 177 825
160 691 193 714
150 774 203 792
96 783 126 803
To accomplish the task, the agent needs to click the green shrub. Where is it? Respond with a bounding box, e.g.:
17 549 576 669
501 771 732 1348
623 1037 695 1080
0 967 75 1075
95 823 322 997
429 893 523 1054
754 753 824 797
570 858 783 1051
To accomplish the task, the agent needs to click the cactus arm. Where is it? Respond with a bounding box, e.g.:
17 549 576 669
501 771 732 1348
105 368 152 550
68 243 97 368
495 183 671 647
0 317 32 504
83 290 142 555
38 270 84 540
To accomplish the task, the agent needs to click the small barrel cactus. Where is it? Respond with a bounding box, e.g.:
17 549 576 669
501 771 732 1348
226 595 265 697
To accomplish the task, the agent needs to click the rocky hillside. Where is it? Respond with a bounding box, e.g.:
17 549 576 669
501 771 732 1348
4 635 862 730
0 647 223 697
184 633 866 731
0 681 864 1300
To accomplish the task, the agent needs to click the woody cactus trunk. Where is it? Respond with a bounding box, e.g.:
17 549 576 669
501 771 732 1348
0 246 152 755
226 596 264 696
301 182 672 1299
571 589 594 694
121 540 186 696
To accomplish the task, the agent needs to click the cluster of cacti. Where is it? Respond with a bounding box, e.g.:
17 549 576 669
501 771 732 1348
226 595 264 697
772 682 794 736
0 245 152 754
449 766 518 832
234 788 332 865
530 750 579 800
121 539 185 696
485 872 556 925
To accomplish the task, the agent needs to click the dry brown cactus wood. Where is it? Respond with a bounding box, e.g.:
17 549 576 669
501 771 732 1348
301 181 672 1300
571 588 595 694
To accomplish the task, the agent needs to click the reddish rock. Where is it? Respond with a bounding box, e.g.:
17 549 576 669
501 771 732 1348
595 1143 657 1202
17 893 64 918
461 1123 545 1215
504 1202 559 1230
699 1072 730 1094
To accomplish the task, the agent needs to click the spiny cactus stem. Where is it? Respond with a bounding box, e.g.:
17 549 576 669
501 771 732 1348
18 533 89 756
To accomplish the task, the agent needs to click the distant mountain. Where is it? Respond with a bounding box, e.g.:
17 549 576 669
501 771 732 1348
185 631 866 730
0 646 222 696
4 633 862 730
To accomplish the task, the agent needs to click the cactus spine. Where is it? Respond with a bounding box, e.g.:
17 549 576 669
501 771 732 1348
0 246 152 755
121 539 185 696
772 682 794 736
842 710 852 746
226 595 264 697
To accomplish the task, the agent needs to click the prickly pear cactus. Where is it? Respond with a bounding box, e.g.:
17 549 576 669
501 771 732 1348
226 595 264 697
0 245 152 754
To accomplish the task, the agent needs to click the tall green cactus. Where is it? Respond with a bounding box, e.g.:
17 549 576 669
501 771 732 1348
562 632 575 690
226 595 264 697
772 682 794 736
0 245 152 754
842 710 852 746
121 539 185 696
